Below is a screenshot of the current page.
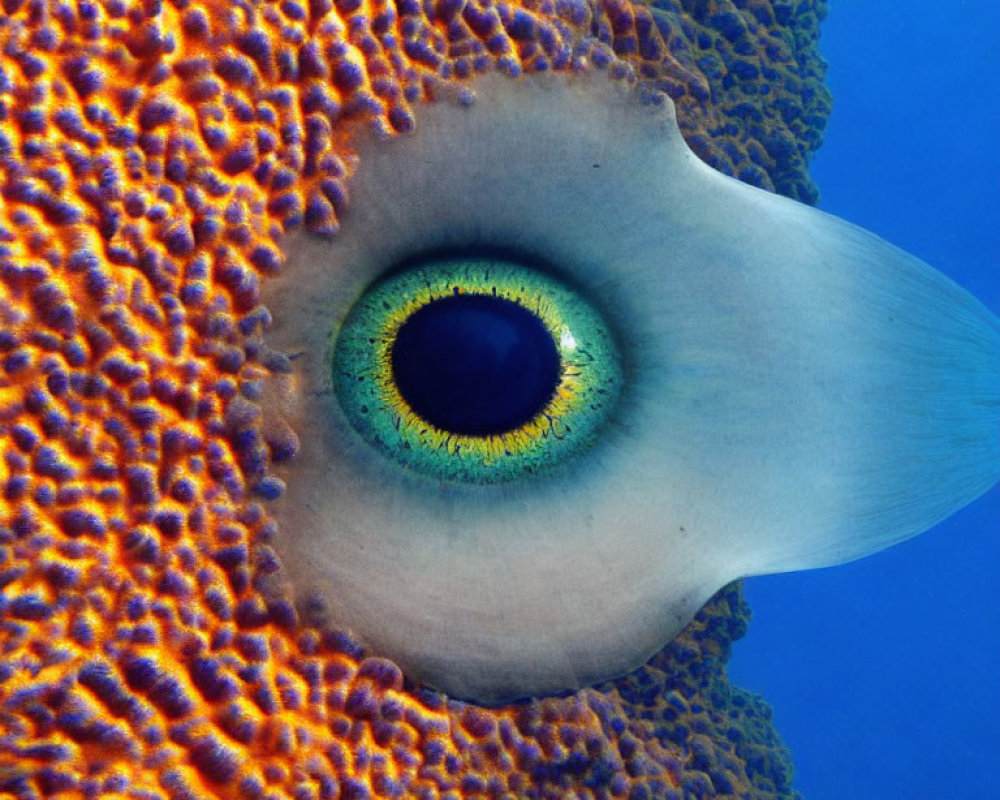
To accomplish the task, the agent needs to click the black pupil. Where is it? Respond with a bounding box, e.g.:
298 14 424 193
390 294 561 436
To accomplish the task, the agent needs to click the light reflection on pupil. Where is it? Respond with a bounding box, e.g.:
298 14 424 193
390 294 561 436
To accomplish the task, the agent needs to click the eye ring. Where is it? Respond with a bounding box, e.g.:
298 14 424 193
330 253 624 484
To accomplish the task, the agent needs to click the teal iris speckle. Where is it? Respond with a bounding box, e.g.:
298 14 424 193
332 257 623 484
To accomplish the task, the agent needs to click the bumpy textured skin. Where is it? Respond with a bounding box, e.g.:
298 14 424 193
632 0 829 203
0 0 826 797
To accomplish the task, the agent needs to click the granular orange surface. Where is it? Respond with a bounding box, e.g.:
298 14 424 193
1 0 827 797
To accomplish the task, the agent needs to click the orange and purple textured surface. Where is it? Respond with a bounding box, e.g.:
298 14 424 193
1 0 828 797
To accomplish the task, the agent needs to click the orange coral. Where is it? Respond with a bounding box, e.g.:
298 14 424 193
1 0 826 797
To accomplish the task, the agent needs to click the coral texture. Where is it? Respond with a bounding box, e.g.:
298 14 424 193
1 0 825 797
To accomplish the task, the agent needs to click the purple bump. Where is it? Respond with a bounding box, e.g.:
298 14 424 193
212 544 248 569
387 105 414 134
235 632 269 663
173 56 211 80
188 657 239 702
248 245 282 274
357 657 403 691
234 597 270 630
181 7 209 36
192 215 221 244
318 178 347 216
161 220 195 256
204 588 233 621
138 98 177 131
237 30 272 69
43 562 80 589
322 629 365 659
3 349 31 374
215 54 257 87
148 676 194 718
126 596 148 621
332 58 364 92
70 617 94 647
153 510 184 539
248 685 276 715
305 194 337 233
58 509 106 538
125 465 159 505
214 346 245 373
77 661 137 717
10 594 53 620
299 42 328 79
339 778 371 800
220 142 256 175
127 404 159 429
121 656 161 691
157 568 190 596
102 356 144 386
252 476 284 500
266 192 301 220
219 705 258 745
19 53 46 79
18 108 47 134
266 598 297 630
124 530 161 564
4 475 29 501
185 77 221 103
282 0 307 19
33 446 76 481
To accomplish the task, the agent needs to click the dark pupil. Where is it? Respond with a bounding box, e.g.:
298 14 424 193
390 294 561 436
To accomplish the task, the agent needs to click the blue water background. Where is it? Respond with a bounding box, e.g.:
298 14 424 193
728 2 1000 798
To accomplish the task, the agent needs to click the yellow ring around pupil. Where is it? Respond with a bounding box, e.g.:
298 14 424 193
378 288 579 439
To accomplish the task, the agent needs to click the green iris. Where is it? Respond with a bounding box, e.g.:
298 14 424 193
332 256 623 484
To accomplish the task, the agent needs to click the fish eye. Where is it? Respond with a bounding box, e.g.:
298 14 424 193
260 73 1000 704
331 254 622 484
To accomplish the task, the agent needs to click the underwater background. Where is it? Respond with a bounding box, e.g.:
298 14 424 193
729 1 1000 798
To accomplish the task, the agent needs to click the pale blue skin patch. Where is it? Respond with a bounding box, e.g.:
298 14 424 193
263 74 1000 703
